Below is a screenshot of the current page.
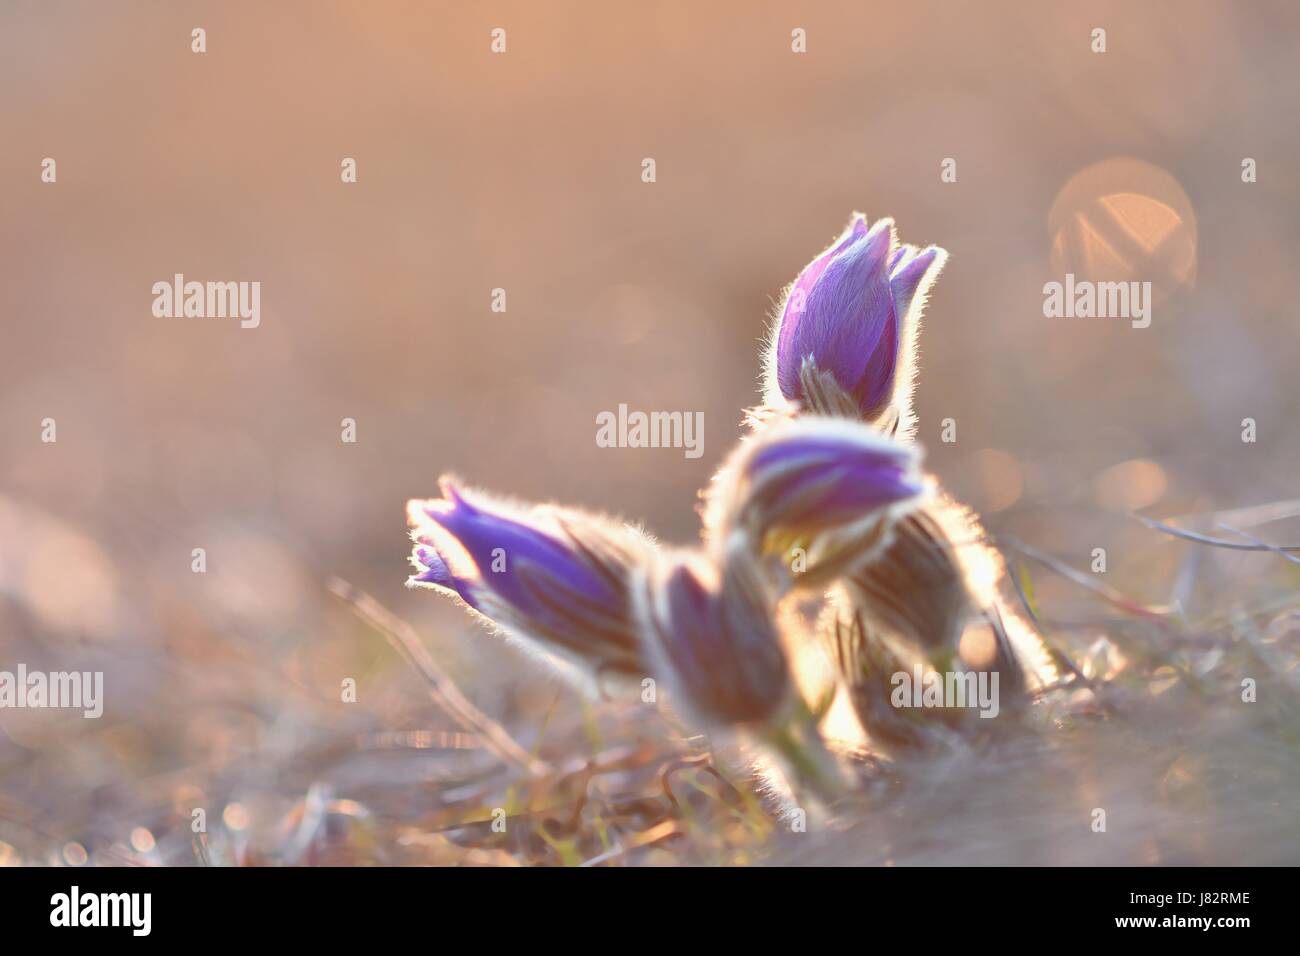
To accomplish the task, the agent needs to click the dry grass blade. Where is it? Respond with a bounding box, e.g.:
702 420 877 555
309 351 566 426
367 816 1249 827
328 577 550 778
579 820 682 866
1134 514 1300 553
998 536 1171 620
1217 523 1300 566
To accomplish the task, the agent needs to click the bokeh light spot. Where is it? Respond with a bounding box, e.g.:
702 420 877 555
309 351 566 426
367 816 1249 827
1049 158 1197 298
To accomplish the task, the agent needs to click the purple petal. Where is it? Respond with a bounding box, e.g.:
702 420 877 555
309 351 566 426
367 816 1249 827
763 461 921 526
785 223 896 408
750 435 911 471
410 542 483 610
889 244 916 272
426 485 617 620
889 246 943 324
650 556 787 724
776 217 867 396
413 546 453 587
749 434 922 528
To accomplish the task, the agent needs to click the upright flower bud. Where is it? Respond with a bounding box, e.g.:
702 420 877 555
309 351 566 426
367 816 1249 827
407 479 657 684
769 215 946 430
706 416 926 589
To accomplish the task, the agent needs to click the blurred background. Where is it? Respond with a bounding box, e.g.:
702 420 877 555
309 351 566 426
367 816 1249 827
2 1 1298 865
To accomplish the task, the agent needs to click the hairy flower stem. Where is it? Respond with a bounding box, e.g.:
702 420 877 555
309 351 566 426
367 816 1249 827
761 701 851 804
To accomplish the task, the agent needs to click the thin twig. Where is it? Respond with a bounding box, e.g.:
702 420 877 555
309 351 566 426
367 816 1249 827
996 537 1171 621
328 577 549 778
1134 515 1300 553
1217 523 1300 566
1158 497 1300 530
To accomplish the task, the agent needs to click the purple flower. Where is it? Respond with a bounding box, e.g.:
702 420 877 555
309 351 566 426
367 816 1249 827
744 420 924 532
636 548 790 726
773 215 946 422
706 416 926 588
408 479 657 681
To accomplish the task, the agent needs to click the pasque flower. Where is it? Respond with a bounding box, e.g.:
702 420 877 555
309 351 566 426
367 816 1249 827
635 540 849 800
844 503 971 652
706 415 926 588
771 215 946 427
828 605 970 752
408 479 657 683
762 214 1053 753
405 208 1052 788
636 544 790 726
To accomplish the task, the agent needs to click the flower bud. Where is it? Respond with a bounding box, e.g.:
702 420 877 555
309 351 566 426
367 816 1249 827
635 544 790 726
771 215 945 428
637 542 851 800
707 416 926 588
845 504 972 652
408 479 657 683
828 605 971 752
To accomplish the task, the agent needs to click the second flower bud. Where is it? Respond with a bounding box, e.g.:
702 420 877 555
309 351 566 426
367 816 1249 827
706 416 927 590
